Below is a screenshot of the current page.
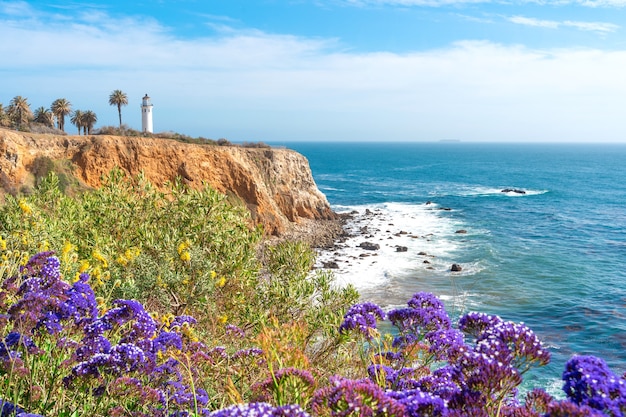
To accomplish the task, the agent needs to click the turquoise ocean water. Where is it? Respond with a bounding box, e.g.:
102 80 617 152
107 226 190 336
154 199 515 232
278 141 626 395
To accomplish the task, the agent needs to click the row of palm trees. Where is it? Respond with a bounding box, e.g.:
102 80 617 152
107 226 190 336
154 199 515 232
0 90 130 135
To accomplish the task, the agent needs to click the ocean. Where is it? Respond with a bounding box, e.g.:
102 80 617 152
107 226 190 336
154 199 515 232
276 141 626 395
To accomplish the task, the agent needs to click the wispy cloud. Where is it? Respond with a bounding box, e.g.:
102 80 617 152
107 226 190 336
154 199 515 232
3 2 626 141
339 0 626 6
508 15 619 33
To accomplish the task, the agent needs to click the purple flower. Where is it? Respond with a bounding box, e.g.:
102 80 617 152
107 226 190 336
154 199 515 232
339 302 385 339
562 355 626 414
58 275 99 325
1 398 28 417
76 335 112 360
209 402 310 417
387 388 447 417
225 324 246 338
102 299 157 342
153 331 183 353
110 343 146 372
311 376 406 416
170 315 197 329
424 328 466 361
387 293 452 338
367 364 421 390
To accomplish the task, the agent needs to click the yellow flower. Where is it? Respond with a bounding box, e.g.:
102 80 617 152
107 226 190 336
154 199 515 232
218 314 228 324
116 255 129 267
125 247 141 261
216 276 226 288
92 249 108 268
18 199 32 215
179 251 191 262
182 278 190 285
160 313 175 326
156 275 167 289
210 270 217 279
182 323 199 343
0 238 6 252
177 241 189 255
79 260 90 273
62 241 75 257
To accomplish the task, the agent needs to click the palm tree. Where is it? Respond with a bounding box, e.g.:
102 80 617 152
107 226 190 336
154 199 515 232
33 106 54 128
83 110 97 134
70 110 85 135
108 90 128 128
8 96 33 130
51 98 72 132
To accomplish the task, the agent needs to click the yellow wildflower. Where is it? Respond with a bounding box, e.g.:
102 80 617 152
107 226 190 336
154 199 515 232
182 277 190 285
177 241 190 255
218 314 228 324
92 249 108 268
79 260 90 273
210 270 217 279
160 313 175 326
125 247 141 261
18 199 32 215
181 323 199 343
116 255 129 267
62 241 75 257
179 251 191 262
217 276 226 288
156 276 167 289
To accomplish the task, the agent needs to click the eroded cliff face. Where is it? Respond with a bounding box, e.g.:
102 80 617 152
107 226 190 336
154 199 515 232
0 128 335 235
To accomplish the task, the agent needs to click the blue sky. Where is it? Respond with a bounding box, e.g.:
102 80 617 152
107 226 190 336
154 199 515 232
2 0 626 142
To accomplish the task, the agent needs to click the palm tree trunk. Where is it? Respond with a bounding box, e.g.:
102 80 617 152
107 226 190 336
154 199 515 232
118 105 122 128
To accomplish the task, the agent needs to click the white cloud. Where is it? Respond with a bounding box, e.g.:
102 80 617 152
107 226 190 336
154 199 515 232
2 4 626 142
508 15 619 33
340 0 626 6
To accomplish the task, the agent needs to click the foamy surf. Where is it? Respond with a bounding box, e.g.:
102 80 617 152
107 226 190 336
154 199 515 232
315 201 472 290
455 186 549 197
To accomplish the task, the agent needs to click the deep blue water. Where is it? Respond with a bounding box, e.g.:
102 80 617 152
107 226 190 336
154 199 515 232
276 141 626 394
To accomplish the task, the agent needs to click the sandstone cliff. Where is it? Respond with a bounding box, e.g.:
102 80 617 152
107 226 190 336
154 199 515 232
0 128 336 235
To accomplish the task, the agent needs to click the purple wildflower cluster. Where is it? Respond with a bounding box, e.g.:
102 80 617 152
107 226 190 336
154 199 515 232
334 291 626 416
0 253 213 416
561 355 626 415
338 301 385 340
209 402 310 417
3 253 626 417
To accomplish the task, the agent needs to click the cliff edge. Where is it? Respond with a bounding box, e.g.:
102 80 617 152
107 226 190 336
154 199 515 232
0 128 336 236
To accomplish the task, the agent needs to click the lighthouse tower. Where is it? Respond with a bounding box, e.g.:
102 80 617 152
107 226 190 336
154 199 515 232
141 94 153 133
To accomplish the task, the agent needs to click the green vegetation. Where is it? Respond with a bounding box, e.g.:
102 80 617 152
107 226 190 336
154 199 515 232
0 170 359 414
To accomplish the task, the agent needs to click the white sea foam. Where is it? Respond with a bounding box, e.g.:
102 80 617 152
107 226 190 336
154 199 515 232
457 186 548 197
315 201 469 290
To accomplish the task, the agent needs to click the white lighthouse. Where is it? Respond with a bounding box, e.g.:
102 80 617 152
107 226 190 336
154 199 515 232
141 94 153 133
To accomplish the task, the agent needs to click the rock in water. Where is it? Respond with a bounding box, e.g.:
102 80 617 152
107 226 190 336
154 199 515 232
359 241 380 251
501 188 526 194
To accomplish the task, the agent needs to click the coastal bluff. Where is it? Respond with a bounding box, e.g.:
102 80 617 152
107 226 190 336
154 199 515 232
0 128 336 236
